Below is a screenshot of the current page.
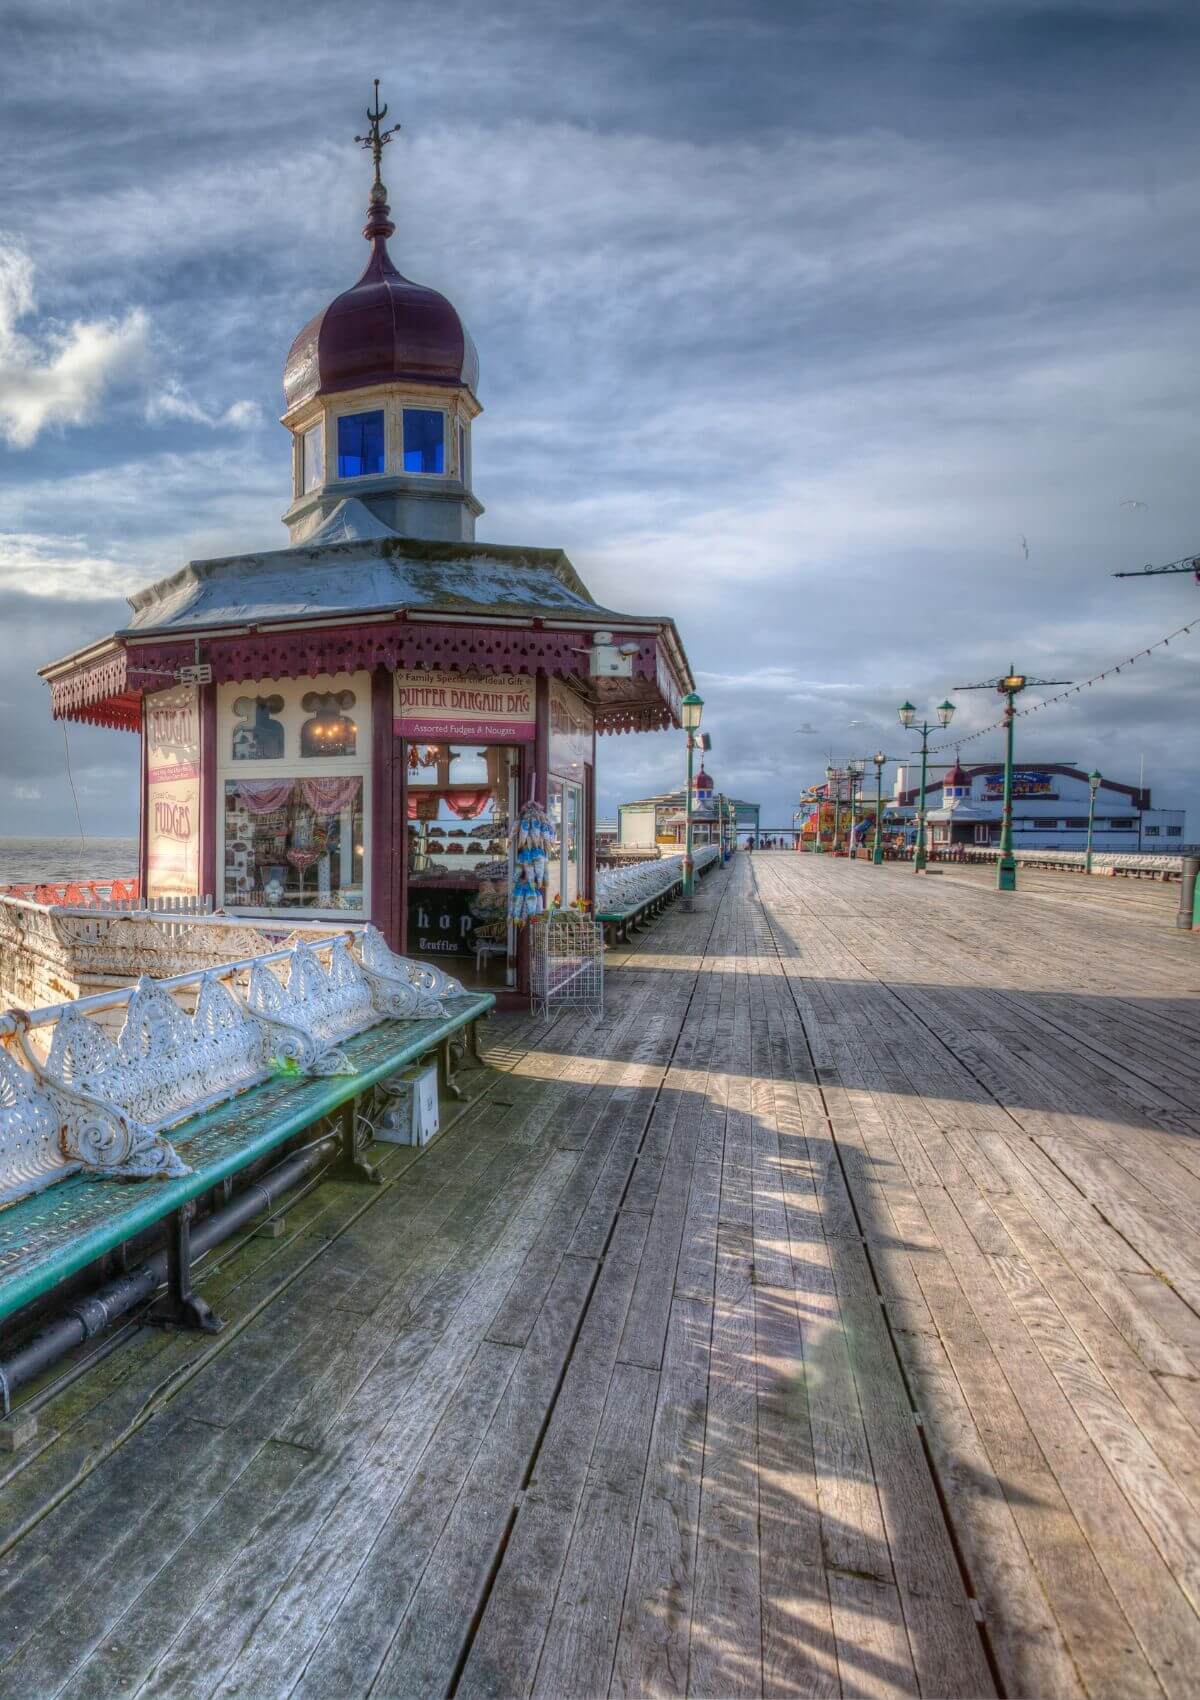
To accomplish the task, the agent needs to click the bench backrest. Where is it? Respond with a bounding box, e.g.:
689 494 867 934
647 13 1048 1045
0 927 477 1208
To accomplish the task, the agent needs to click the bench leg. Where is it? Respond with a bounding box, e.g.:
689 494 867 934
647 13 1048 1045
335 1100 383 1186
146 1202 223 1334
439 1035 463 1100
464 1018 486 1068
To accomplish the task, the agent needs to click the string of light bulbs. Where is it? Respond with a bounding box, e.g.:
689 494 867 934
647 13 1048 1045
925 615 1199 755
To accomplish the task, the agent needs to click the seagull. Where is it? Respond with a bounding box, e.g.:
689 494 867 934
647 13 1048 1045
1019 534 1030 559
794 724 819 735
1119 499 1149 510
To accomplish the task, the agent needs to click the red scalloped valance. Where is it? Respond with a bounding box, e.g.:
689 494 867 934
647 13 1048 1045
48 621 684 736
48 650 140 730
127 621 659 693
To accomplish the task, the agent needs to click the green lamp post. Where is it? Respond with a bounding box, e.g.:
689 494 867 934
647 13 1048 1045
681 691 704 903
1085 769 1102 874
956 666 1070 891
898 699 956 871
847 758 865 858
871 751 888 864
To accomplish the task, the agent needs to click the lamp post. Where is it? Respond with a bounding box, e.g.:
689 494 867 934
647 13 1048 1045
681 691 703 905
847 759 865 858
1085 769 1102 875
955 666 1071 891
826 765 845 854
897 700 956 872
871 751 888 864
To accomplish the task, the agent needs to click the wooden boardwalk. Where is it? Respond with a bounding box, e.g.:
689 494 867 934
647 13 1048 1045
1 851 1198 1698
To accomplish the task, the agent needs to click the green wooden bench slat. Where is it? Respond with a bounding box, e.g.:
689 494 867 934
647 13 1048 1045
0 993 493 1324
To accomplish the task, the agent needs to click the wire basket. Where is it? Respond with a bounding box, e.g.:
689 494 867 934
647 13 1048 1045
530 907 605 1019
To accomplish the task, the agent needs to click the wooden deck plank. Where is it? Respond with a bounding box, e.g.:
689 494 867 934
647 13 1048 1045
3 853 1199 1698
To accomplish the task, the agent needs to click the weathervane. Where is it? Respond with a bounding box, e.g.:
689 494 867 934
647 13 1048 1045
356 79 401 191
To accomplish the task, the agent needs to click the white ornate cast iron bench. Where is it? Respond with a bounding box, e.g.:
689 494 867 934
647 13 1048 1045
0 925 492 1426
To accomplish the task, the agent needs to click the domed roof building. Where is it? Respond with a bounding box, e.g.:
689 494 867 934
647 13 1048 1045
279 102 483 546
39 87 696 998
282 201 479 412
923 755 994 850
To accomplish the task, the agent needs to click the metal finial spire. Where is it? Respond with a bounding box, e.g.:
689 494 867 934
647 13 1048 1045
355 79 401 192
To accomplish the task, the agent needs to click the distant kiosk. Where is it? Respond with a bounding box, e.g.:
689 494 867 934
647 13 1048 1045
618 765 760 849
38 94 695 1002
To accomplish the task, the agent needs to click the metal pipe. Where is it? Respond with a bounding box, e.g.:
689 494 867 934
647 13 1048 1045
0 1134 338 1411
1177 856 1199 931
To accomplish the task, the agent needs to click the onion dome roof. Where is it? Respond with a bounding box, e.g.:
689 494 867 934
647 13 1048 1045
943 761 970 789
284 133 478 411
693 767 713 790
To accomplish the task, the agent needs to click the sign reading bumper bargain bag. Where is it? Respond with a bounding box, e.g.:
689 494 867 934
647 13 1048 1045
393 670 535 744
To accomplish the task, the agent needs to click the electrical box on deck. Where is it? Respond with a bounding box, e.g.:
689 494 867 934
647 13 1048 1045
376 1063 441 1146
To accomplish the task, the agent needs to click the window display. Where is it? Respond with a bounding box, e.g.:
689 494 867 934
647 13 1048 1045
218 673 370 915
223 777 364 909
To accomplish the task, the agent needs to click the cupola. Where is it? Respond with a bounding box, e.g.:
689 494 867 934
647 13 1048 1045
943 760 970 801
693 766 714 799
280 83 483 546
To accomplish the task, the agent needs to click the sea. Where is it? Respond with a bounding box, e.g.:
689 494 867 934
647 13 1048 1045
0 837 137 888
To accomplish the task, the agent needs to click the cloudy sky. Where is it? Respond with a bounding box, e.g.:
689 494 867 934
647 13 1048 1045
0 0 1197 844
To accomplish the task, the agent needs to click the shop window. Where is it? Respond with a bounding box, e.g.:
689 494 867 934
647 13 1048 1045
403 408 445 474
337 410 385 478
301 690 357 757
1144 825 1161 837
1167 825 1182 836
301 422 323 493
223 777 364 910
231 694 285 761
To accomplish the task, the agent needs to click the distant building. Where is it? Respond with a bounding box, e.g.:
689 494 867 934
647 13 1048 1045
619 765 760 849
892 761 1185 852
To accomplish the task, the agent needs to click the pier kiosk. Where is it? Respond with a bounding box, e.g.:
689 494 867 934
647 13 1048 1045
39 105 693 999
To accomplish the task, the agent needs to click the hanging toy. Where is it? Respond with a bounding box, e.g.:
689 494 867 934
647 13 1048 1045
509 785 558 924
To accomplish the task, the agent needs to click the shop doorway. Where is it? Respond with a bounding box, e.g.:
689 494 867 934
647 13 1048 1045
405 743 518 989
545 776 584 908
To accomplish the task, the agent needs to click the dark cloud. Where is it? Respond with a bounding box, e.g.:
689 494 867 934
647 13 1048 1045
0 0 1196 838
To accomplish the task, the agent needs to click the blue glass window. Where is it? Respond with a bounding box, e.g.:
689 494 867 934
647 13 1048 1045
403 408 445 474
337 410 385 478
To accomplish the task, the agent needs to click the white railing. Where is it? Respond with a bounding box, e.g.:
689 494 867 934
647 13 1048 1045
939 848 1191 878
0 925 467 1209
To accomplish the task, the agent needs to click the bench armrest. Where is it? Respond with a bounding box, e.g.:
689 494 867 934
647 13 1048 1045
11 1024 190 1183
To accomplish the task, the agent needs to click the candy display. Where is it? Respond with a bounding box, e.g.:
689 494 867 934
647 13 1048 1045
510 798 558 923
